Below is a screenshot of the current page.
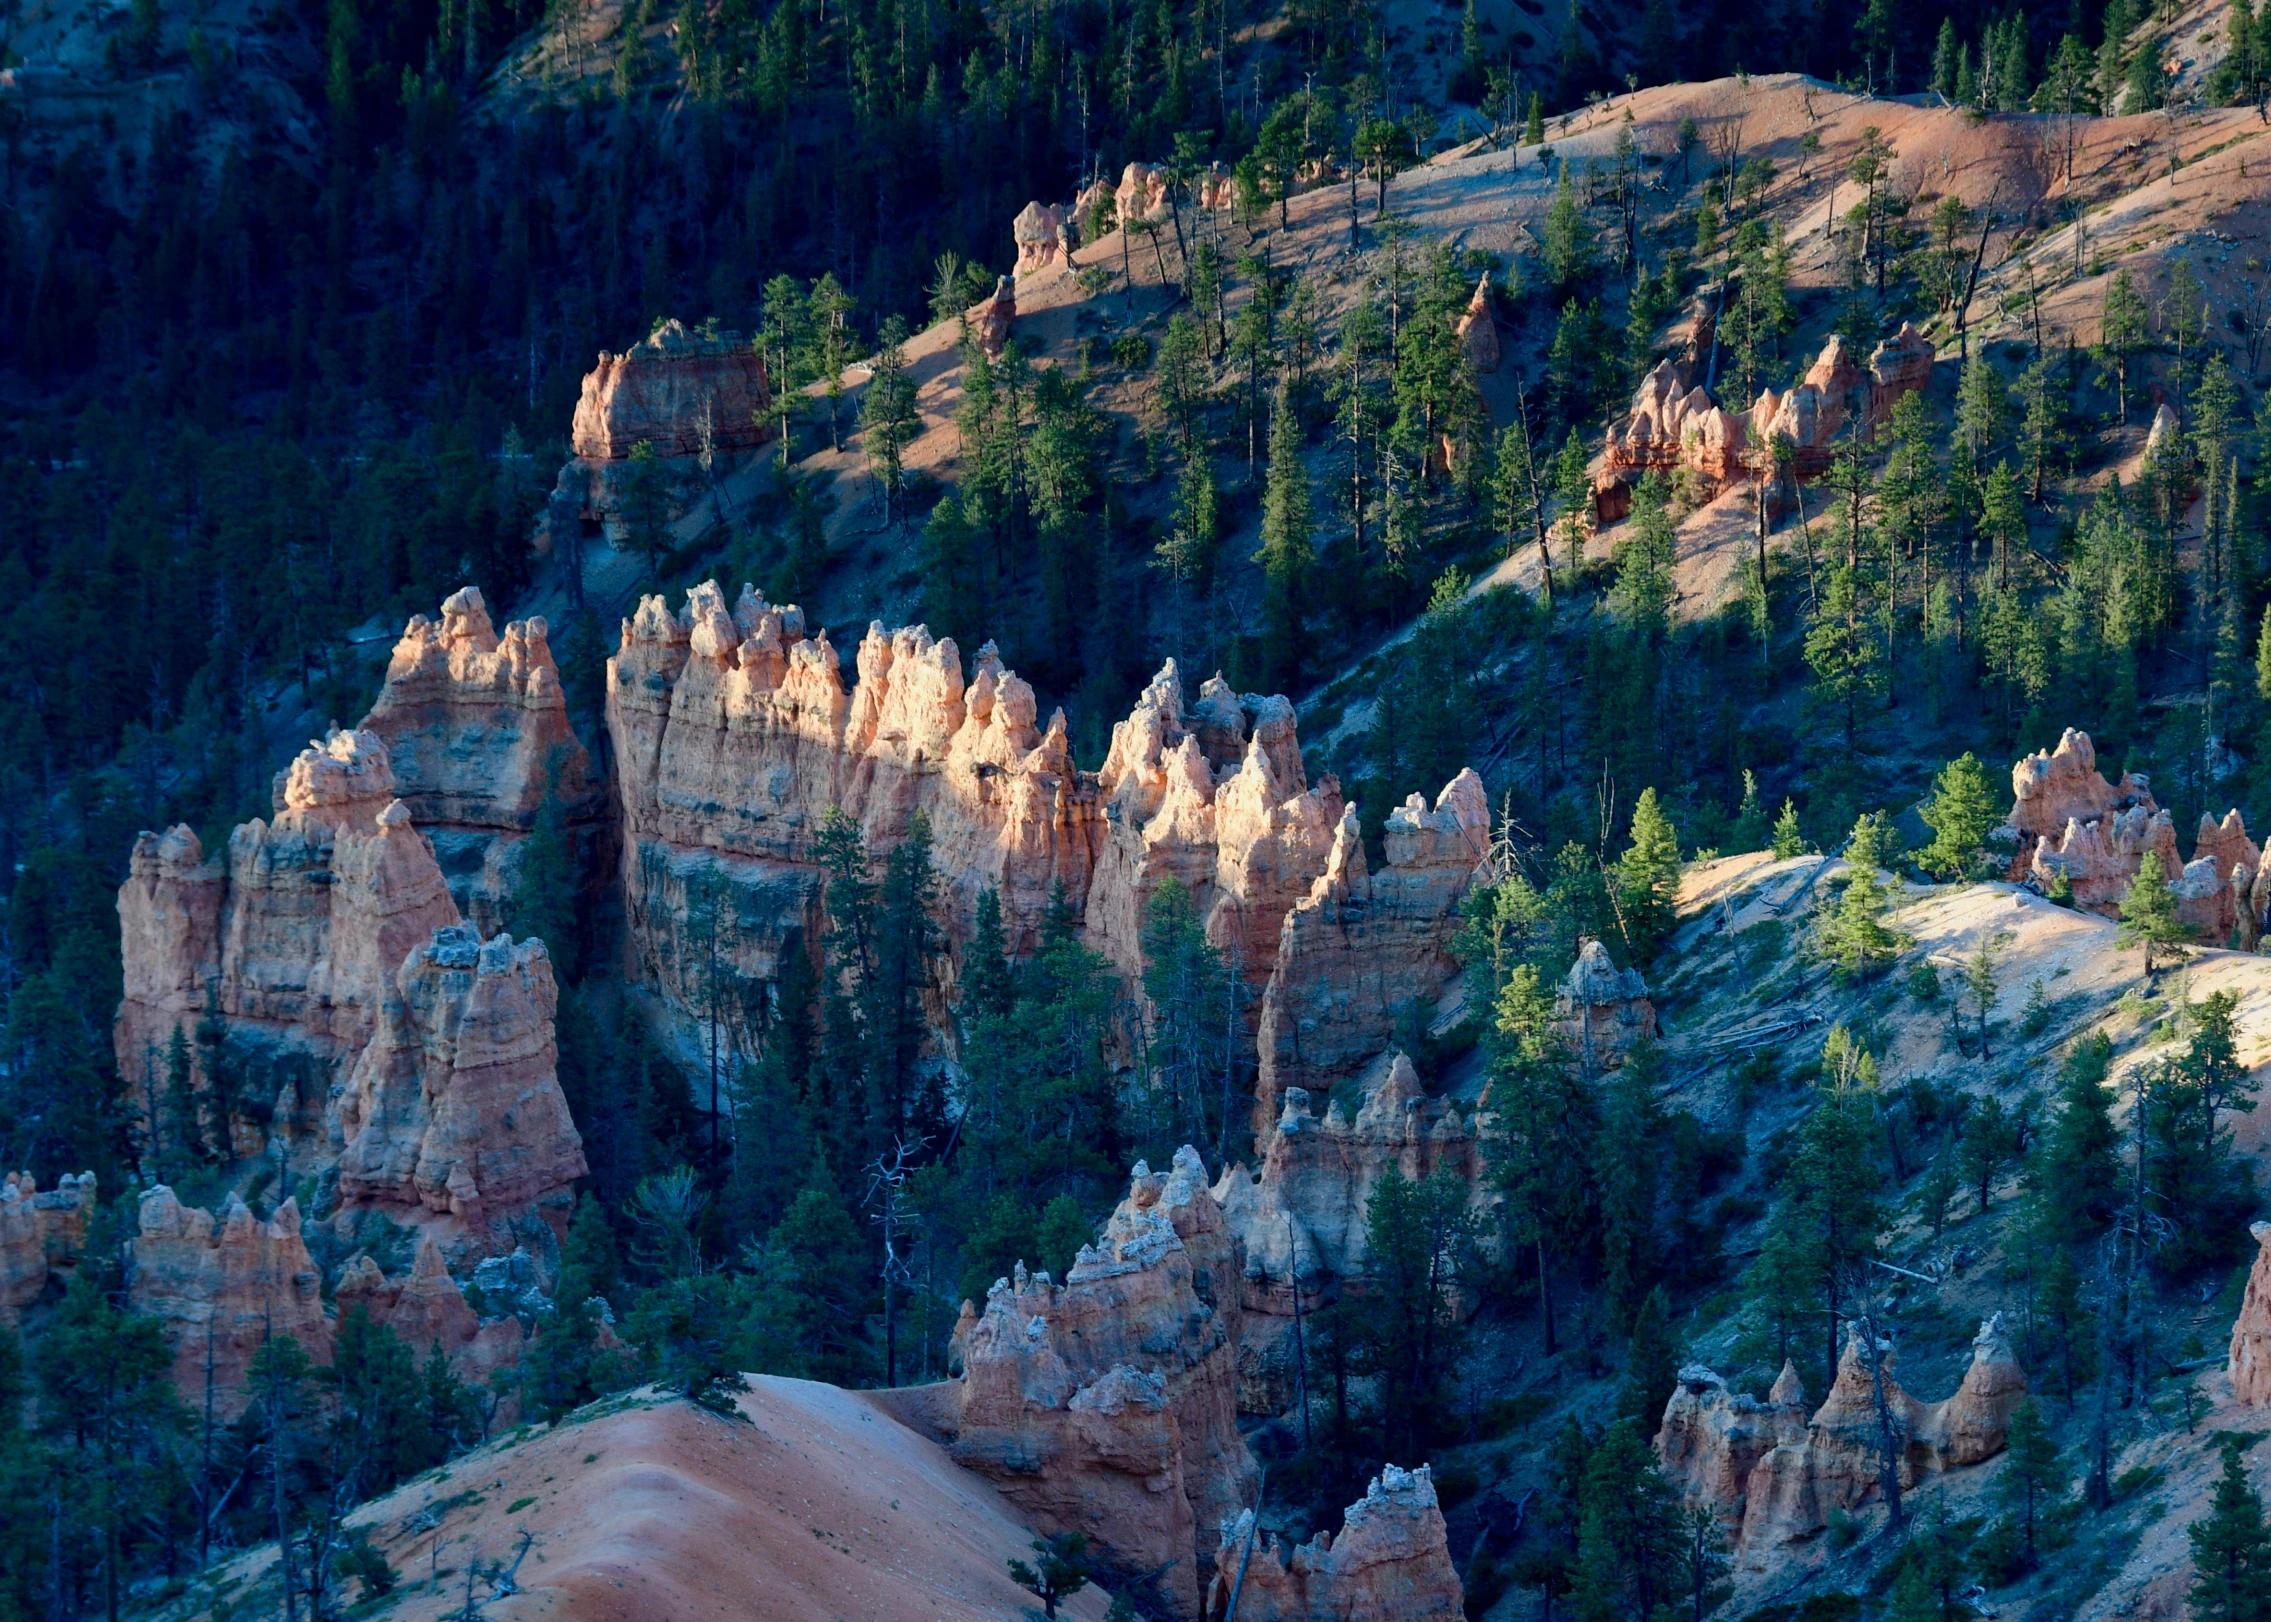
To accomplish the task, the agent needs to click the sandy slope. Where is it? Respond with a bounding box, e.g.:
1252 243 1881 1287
149 1377 1110 1622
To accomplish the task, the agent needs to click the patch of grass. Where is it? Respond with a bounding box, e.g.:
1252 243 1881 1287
583 1453 599 1464
506 1497 538 1515
2113 1464 2162 1497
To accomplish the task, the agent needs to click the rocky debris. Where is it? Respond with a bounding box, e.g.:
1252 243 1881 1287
130 1187 333 1416
2010 727 2258 932
1554 937 1656 1074
1656 1318 2028 1565
0 1172 95 1319
1454 276 1499 373
2231 1222 2271 1407
336 925 587 1234
1206 1463 1465 1622
968 274 1017 356
1212 1057 1479 1411
946 1149 1258 1618
359 588 596 930
1013 201 1073 276
1254 775 1489 1121
569 317 771 462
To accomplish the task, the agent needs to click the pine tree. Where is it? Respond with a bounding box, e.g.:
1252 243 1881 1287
2028 1034 2123 1235
2117 850 2189 979
1771 799 1807 860
859 315 920 523
1572 1420 1684 1621
1543 165 1597 293
1616 789 1682 963
2188 1439 2271 1622
1999 1397 2061 1569
1821 812 1901 980
2100 269 2150 421
1920 752 1998 879
1487 966 1594 1357
1615 1285 1680 1429
1524 93 1545 144
1255 385 1315 691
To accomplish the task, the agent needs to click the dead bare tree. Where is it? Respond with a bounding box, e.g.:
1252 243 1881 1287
1840 1275 1908 1532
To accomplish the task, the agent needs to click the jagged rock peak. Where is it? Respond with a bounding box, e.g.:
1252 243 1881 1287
276 727 396 815
1209 1462 1464 1621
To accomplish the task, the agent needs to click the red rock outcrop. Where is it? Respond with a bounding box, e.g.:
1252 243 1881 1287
1115 161 1171 223
0 1172 95 1320
569 318 771 462
2231 1221 2271 1407
2009 727 2258 932
1013 201 1073 276
946 1149 1259 1618
1253 776 1489 1122
968 275 1016 356
336 1235 525 1387
1205 1463 1464 1622
1455 276 1499 373
359 588 596 931
1596 325 1935 514
336 925 587 1235
1213 1056 1479 1410
129 1187 333 1417
1554 937 1657 1074
1657 1317 2027 1565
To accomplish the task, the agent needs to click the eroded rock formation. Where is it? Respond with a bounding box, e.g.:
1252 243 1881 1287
2231 1222 2271 1406
336 925 587 1232
1254 776 1489 1120
946 1148 1258 1617
1013 201 1073 276
1115 161 1171 223
1455 276 1499 373
1655 1316 2028 1564
569 318 771 462
130 1186 333 1415
0 1172 95 1320
2009 727 2259 936
1596 326 1936 514
1554 937 1656 1074
1213 1056 1478 1411
968 275 1017 356
359 586 596 930
336 1235 525 1389
1206 1463 1465 1622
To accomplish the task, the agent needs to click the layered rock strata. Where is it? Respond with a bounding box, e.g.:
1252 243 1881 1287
114 726 587 1241
1655 1316 2027 1564
1554 937 1656 1074
358 586 596 930
946 1148 1258 1618
1207 1463 1465 1621
553 317 774 529
129 1186 335 1415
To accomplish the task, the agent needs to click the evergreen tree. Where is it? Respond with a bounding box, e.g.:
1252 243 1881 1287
1771 800 1808 860
1920 753 1998 879
1572 1420 1683 1622
859 316 921 523
2189 1438 2271 1622
1820 812 1900 980
1616 789 1682 963
1999 1396 2061 1569
2099 269 2150 421
1255 385 1315 691
2117 850 2189 979
1487 966 1594 1356
1358 1168 1472 1463
1543 165 1598 293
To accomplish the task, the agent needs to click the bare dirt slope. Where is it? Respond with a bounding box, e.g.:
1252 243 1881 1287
149 1378 1112 1622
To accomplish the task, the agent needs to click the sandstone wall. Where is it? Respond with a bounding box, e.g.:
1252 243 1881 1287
0 1173 95 1321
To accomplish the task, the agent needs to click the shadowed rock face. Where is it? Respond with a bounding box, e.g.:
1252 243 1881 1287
1207 1463 1465 1622
1655 1317 2028 1566
0 1173 95 1321
943 1148 1258 1619
2230 1222 2271 1407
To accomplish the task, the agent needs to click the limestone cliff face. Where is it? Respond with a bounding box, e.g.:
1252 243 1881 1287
1207 1464 1465 1622
336 925 587 1231
1655 1317 2027 1566
947 1148 1259 1619
359 586 596 931
1255 775 1489 1122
